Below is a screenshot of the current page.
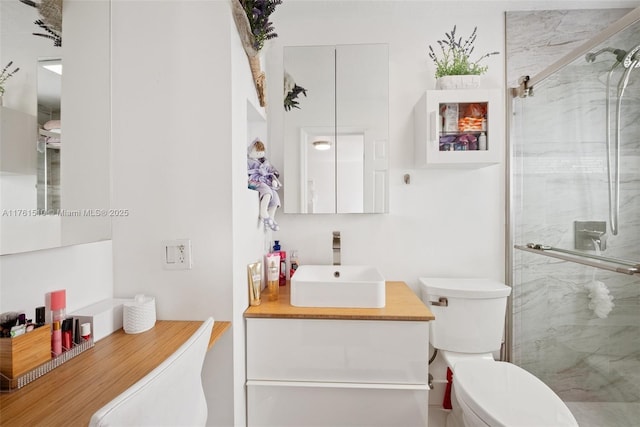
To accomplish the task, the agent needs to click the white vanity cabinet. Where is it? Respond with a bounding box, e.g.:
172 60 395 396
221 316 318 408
414 89 503 167
246 317 429 427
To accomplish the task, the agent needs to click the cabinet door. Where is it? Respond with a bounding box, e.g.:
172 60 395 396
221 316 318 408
246 318 428 384
414 89 502 167
247 381 428 427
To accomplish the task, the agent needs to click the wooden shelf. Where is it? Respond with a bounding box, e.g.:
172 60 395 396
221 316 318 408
244 281 434 321
0 320 230 427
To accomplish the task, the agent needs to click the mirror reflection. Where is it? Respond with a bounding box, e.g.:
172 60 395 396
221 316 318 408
0 0 111 255
283 44 389 214
37 58 62 211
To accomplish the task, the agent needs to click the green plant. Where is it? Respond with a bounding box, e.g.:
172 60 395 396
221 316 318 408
428 26 499 78
284 84 307 111
0 61 20 95
240 0 282 51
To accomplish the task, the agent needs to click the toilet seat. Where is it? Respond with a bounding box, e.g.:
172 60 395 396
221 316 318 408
453 360 578 427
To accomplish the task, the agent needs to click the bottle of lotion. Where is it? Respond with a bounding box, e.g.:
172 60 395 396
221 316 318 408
266 254 280 302
478 132 487 151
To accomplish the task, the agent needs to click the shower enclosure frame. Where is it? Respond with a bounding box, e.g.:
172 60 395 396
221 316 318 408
504 6 640 363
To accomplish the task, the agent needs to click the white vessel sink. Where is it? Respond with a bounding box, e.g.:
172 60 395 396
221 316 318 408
290 265 386 308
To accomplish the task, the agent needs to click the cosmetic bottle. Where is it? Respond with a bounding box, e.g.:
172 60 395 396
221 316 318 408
272 241 287 286
50 289 66 324
74 319 82 345
62 319 73 351
51 321 62 357
81 323 91 341
266 253 280 302
478 132 487 151
35 306 46 328
248 262 262 306
290 250 299 279
442 103 459 133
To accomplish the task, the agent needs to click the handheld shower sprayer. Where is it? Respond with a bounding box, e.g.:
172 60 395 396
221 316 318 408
589 43 640 236
622 45 640 69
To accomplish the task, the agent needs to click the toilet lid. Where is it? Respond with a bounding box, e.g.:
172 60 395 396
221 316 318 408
453 361 578 427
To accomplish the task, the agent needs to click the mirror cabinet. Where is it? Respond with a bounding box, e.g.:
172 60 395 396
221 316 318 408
283 44 389 214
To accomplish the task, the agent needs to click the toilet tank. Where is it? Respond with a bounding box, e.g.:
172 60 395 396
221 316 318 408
419 278 511 354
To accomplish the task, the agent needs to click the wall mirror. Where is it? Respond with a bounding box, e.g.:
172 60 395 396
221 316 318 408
0 0 111 255
283 44 389 214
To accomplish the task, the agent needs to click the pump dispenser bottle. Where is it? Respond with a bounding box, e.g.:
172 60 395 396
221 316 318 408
272 241 287 286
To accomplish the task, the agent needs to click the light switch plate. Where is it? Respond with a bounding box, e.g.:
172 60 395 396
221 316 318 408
162 239 192 270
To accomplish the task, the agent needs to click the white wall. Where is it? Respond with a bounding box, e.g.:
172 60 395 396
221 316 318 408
110 1 266 425
267 1 509 291
0 240 113 315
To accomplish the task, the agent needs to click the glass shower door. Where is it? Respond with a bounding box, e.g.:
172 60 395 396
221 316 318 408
510 11 640 425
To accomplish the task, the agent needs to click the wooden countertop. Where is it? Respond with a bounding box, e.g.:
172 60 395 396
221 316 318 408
244 281 434 321
0 320 231 427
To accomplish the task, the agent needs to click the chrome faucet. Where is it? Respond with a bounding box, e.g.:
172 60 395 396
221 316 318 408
584 230 608 251
332 231 341 266
574 221 607 252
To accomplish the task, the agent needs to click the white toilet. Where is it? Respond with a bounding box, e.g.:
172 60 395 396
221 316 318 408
420 278 578 427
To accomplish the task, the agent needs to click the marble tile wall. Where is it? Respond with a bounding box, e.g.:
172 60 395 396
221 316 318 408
507 9 640 404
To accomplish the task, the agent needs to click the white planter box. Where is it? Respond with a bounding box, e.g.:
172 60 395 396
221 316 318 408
435 75 481 90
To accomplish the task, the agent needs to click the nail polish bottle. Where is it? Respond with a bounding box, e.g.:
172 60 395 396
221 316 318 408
81 323 91 341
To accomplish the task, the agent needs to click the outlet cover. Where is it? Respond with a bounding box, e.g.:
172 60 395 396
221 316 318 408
162 239 192 270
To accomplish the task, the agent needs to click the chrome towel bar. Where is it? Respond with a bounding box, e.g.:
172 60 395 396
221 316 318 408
515 243 639 276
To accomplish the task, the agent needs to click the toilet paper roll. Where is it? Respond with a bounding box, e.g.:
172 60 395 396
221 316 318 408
123 295 156 334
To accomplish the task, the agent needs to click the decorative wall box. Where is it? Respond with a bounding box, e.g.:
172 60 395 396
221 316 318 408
414 89 502 168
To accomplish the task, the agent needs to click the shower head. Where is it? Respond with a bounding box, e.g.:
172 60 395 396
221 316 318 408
622 45 640 68
585 47 627 63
